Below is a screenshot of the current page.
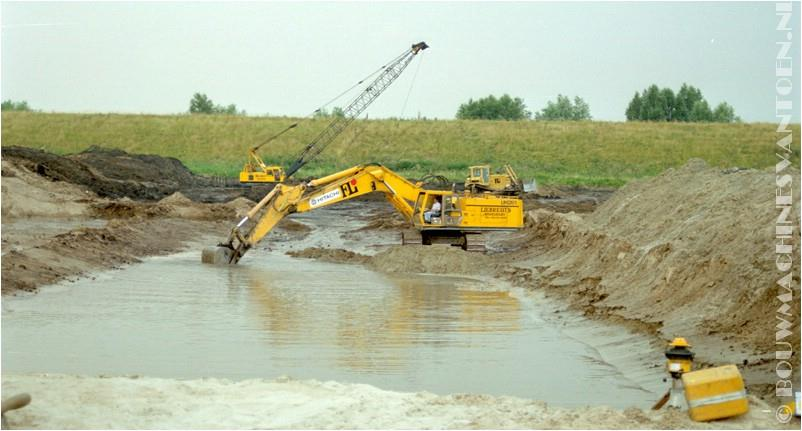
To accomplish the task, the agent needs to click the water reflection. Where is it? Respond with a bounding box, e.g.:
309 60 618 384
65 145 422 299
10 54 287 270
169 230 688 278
2 249 661 407
242 265 521 372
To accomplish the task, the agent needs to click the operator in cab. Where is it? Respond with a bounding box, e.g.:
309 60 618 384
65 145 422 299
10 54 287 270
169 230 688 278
424 196 442 223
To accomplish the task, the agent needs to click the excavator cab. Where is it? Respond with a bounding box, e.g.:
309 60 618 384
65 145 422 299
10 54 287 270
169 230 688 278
413 192 467 228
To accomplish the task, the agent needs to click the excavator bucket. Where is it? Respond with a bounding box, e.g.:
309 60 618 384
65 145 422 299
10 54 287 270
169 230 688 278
201 246 235 265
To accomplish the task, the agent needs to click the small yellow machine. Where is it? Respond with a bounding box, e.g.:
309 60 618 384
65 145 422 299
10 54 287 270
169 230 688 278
240 151 287 184
465 164 533 196
203 164 524 264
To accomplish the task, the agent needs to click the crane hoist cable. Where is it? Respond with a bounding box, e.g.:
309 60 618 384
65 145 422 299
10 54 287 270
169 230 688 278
283 41 428 180
400 49 424 119
248 43 427 171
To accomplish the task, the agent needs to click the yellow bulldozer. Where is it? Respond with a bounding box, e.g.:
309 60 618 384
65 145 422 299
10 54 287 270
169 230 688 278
202 163 524 264
465 164 535 196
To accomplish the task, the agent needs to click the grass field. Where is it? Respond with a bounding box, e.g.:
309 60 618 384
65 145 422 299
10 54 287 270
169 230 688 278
2 112 798 187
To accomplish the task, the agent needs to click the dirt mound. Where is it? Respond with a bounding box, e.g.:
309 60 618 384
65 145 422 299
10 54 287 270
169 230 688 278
159 192 194 206
0 146 258 202
69 146 198 186
90 201 169 219
1 159 98 218
223 197 257 219
286 247 369 264
367 245 498 275
1 218 227 295
521 159 801 356
2 146 175 200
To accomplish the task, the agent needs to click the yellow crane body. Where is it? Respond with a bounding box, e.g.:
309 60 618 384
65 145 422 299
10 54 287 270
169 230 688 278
203 164 524 264
239 150 286 183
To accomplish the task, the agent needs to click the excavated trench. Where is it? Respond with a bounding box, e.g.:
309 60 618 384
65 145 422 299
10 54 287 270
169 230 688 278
2 203 665 409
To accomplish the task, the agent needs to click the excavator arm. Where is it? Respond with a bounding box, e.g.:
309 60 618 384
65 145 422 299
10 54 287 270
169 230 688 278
203 164 428 265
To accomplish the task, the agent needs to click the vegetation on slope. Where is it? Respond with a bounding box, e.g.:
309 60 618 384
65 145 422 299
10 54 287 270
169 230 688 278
2 112 797 187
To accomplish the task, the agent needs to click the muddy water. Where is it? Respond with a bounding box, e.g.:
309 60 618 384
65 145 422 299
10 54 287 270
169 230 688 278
2 204 665 408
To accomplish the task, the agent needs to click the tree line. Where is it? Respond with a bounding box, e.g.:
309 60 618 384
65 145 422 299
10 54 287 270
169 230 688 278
2 100 32 112
188 93 246 115
456 94 591 121
625 84 738 123
455 83 738 122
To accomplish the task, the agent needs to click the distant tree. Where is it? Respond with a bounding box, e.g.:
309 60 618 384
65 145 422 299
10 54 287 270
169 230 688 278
313 106 345 119
456 94 530 120
331 106 345 118
572 96 591 120
640 85 664 121
1 100 31 111
674 84 704 122
712 102 737 123
625 92 642 121
189 93 215 114
535 95 592 120
659 88 675 121
689 100 713 122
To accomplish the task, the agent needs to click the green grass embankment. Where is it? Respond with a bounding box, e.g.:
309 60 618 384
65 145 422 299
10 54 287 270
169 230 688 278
2 112 797 187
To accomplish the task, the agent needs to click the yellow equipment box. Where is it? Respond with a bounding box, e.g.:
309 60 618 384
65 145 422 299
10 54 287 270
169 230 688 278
682 364 749 422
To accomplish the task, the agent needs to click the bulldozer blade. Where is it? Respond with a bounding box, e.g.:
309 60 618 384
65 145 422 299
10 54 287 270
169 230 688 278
201 246 235 265
523 179 537 194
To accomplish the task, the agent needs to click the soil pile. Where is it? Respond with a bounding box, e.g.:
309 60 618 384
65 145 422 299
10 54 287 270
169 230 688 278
2 146 186 201
287 247 369 264
367 245 498 275
1 218 227 294
69 146 198 186
1 159 96 218
1 146 269 202
523 160 801 355
1 154 257 294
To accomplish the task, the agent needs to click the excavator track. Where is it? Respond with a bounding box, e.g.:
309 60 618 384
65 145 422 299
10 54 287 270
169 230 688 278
400 230 423 245
463 233 487 253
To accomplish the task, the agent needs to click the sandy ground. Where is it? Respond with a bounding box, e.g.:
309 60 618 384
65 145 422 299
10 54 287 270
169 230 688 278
2 374 793 430
2 149 800 429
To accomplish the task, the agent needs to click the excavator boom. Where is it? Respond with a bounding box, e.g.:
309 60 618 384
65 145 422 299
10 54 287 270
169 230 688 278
202 164 524 265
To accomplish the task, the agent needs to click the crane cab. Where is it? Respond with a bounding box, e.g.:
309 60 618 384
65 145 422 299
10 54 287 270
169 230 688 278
240 165 286 183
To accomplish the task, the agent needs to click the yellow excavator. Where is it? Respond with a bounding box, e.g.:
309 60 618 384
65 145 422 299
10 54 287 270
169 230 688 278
202 41 526 264
202 163 524 264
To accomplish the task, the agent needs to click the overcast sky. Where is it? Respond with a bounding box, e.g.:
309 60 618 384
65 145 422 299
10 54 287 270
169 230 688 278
1 1 799 122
